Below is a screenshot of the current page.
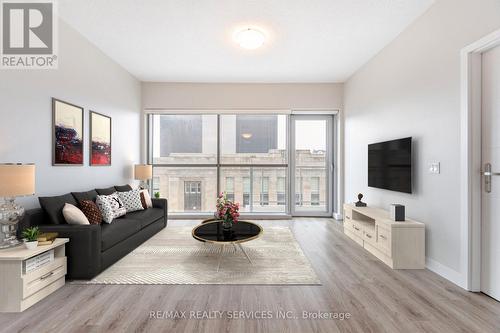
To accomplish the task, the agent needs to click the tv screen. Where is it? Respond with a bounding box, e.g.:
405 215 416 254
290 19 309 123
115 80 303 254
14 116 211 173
368 137 412 193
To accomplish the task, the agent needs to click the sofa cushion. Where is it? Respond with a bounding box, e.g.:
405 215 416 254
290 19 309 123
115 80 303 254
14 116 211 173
62 203 90 225
127 208 164 228
95 187 116 195
140 189 153 209
117 189 144 213
80 200 102 225
96 193 126 223
39 194 78 224
115 184 133 192
72 190 98 204
101 218 141 251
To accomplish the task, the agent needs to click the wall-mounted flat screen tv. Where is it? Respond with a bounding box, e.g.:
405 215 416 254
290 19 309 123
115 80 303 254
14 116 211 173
368 137 412 194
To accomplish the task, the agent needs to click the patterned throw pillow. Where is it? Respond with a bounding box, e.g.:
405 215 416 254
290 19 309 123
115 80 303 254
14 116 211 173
140 189 153 209
96 193 127 223
140 192 147 209
80 200 102 225
118 189 144 213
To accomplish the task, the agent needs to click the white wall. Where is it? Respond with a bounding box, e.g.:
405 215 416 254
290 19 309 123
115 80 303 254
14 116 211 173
344 0 500 286
142 82 343 110
0 20 142 209
142 82 344 215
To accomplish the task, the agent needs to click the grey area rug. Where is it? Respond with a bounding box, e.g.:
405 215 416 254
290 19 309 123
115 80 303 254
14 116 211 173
73 226 321 285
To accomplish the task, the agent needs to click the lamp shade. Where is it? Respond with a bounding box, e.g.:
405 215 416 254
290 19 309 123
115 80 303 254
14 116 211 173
134 164 152 181
0 164 36 197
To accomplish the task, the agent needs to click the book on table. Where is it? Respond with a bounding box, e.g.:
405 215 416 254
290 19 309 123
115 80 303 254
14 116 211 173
38 240 54 246
37 232 58 242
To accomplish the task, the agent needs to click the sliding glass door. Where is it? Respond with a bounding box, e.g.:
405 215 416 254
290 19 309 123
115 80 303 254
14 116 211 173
290 115 333 216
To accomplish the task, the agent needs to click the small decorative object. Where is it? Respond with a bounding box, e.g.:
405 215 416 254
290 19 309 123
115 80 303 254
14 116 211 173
355 193 367 207
22 226 40 250
135 164 153 190
0 164 36 249
154 192 160 199
90 111 112 166
37 232 58 246
390 204 406 221
52 98 84 165
215 192 240 231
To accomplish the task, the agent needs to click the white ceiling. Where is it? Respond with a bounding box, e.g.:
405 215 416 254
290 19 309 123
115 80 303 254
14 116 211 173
59 0 434 83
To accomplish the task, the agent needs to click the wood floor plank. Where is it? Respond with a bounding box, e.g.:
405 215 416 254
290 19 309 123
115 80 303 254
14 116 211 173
0 218 499 333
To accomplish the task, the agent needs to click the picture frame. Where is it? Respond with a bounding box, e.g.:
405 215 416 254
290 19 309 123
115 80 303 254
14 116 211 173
52 98 84 166
89 111 112 166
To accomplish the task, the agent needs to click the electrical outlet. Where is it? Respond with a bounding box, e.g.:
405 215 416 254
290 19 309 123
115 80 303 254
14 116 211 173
429 162 440 174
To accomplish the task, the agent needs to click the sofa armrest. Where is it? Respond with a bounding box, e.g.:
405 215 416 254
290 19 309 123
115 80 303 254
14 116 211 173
39 224 102 280
152 198 168 225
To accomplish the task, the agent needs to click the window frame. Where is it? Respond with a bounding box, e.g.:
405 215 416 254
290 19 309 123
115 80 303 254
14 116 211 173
150 113 289 216
147 112 337 218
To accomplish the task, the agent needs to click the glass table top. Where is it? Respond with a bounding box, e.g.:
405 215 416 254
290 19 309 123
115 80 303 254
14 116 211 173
192 221 263 244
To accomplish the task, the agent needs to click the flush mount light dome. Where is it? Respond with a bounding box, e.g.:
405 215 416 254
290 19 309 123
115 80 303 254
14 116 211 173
241 132 253 139
235 28 266 50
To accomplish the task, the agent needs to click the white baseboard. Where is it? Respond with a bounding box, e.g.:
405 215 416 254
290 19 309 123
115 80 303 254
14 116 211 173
426 257 466 289
333 212 343 220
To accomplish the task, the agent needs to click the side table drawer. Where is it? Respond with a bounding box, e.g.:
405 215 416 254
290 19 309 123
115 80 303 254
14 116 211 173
22 257 67 299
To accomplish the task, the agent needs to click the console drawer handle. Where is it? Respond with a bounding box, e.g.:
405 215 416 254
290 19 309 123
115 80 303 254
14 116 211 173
380 235 387 240
366 234 372 239
353 226 360 231
40 272 54 280
345 216 351 220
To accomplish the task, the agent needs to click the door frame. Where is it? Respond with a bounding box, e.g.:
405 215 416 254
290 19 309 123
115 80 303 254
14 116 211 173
461 28 500 291
290 114 334 217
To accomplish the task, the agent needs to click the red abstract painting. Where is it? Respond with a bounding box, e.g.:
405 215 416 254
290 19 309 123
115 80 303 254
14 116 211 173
90 111 111 166
53 99 84 165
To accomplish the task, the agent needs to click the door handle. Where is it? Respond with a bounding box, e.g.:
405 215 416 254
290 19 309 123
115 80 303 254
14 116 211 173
483 171 500 176
482 163 500 193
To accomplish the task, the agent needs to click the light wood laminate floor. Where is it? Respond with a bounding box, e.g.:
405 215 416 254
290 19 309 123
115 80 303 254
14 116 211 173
0 218 499 333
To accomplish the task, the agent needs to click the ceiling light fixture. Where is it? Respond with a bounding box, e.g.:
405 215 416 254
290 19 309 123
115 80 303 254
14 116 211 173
234 28 266 50
241 133 253 139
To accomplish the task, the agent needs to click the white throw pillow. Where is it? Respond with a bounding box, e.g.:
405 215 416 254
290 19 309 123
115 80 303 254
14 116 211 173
96 192 127 223
140 189 153 208
63 203 90 225
118 189 144 213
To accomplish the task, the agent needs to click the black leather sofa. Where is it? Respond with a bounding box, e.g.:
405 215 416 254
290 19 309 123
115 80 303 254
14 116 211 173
19 185 168 280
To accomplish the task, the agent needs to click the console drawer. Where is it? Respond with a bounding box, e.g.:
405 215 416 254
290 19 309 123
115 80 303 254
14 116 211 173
343 204 352 218
377 225 391 256
344 215 352 229
350 221 363 237
363 228 376 245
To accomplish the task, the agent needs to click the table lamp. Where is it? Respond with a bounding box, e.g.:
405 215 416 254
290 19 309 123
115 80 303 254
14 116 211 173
0 164 35 249
134 164 152 190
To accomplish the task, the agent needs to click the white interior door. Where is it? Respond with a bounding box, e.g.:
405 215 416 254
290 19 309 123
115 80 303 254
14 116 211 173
481 45 500 301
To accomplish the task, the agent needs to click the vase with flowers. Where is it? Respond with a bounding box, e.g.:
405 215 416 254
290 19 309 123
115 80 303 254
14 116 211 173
215 192 240 231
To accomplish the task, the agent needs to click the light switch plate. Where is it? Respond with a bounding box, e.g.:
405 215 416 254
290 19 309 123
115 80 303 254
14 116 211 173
429 162 440 174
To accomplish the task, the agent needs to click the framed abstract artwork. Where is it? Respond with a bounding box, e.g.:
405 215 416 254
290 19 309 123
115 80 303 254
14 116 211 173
52 98 84 166
90 111 112 166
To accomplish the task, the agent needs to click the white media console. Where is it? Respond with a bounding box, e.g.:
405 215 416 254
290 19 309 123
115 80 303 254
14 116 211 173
343 203 425 269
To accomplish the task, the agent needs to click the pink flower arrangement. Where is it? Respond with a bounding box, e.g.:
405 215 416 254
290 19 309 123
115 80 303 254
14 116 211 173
216 192 240 226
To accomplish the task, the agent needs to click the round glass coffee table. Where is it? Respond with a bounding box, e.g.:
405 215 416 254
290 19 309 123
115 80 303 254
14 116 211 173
192 220 263 271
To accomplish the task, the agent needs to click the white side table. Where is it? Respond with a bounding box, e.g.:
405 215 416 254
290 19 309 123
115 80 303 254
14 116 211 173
0 238 69 312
